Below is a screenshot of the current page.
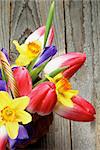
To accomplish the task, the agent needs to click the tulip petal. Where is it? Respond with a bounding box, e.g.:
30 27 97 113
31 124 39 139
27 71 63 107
6 122 19 139
55 96 95 122
27 81 57 115
44 52 86 79
13 67 32 96
25 26 54 47
46 26 54 46
72 96 96 115
38 88 57 115
0 126 8 150
25 26 46 44
33 46 57 68
0 80 7 91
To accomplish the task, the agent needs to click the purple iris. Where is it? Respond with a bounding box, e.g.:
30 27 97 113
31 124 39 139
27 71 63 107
8 125 29 149
33 46 57 69
0 70 2 79
0 80 7 91
1 48 10 63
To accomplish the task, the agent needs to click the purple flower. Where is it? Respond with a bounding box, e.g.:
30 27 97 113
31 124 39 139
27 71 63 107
1 48 10 63
8 125 29 149
0 80 7 91
0 70 2 80
33 46 57 69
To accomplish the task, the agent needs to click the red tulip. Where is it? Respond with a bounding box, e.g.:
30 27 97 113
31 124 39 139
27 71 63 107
13 67 32 96
27 81 57 115
55 96 95 122
44 52 86 79
0 126 7 150
13 67 57 115
13 67 96 121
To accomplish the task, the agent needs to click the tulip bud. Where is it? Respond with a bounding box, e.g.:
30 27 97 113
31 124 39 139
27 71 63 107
25 26 54 47
13 67 32 96
55 96 96 122
27 81 57 115
44 52 86 79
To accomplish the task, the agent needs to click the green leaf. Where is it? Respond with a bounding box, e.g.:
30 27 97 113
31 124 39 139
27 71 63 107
27 56 38 72
30 61 49 82
44 1 55 47
34 66 68 86
1 67 7 81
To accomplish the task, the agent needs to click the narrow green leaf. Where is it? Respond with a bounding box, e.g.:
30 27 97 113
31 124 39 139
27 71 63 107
1 67 7 81
44 1 55 47
30 61 49 82
27 56 38 72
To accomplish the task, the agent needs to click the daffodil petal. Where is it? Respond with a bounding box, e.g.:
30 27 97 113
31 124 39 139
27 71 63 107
0 91 12 110
64 90 79 99
57 94 74 107
13 40 27 54
6 122 19 139
0 121 4 127
16 110 32 124
11 96 30 110
15 55 33 66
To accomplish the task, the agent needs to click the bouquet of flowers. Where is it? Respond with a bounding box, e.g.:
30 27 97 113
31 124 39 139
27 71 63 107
0 1 96 150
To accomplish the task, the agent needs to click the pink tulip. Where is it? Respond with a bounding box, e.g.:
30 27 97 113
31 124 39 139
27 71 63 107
55 96 95 122
25 26 54 47
27 81 57 115
44 52 86 79
0 126 7 150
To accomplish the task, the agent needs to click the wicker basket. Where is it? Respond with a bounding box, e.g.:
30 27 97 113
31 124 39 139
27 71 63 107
7 113 53 149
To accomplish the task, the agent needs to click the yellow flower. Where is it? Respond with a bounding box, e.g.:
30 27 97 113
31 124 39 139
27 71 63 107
13 40 42 66
45 73 78 107
0 91 32 139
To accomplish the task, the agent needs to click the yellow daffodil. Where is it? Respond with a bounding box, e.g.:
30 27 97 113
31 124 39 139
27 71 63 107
0 91 32 139
13 40 42 66
45 73 78 107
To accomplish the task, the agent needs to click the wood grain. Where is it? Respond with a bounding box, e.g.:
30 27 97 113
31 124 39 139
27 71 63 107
0 0 10 51
64 0 96 150
0 0 99 149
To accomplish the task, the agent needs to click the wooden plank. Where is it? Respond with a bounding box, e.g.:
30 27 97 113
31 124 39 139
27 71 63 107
0 0 10 51
64 0 96 150
10 0 71 150
92 1 100 150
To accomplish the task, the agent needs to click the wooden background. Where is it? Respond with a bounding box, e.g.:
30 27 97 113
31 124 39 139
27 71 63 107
0 0 99 150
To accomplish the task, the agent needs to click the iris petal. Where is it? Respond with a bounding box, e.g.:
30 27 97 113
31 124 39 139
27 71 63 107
8 125 29 149
1 48 10 63
0 80 7 91
33 46 57 69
